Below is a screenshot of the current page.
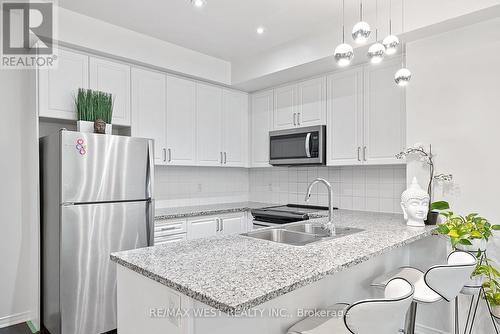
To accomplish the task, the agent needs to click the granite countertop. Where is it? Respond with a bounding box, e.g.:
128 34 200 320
111 210 436 314
155 201 276 219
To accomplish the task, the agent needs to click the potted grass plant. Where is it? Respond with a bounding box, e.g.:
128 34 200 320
75 89 113 134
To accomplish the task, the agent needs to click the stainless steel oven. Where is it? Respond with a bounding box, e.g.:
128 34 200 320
269 125 326 166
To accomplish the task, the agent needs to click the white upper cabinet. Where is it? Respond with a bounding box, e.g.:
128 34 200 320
326 59 405 166
196 82 223 166
327 68 364 166
38 48 89 120
222 90 248 167
90 57 131 126
363 59 406 165
131 68 167 165
273 84 296 130
296 77 326 127
251 90 273 167
166 76 197 166
272 77 326 130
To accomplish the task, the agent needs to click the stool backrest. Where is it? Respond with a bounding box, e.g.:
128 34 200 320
344 278 414 334
424 250 476 302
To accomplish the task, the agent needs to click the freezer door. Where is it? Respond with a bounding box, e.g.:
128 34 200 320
60 201 149 334
61 131 154 203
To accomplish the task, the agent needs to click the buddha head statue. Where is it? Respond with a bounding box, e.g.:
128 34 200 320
401 177 430 227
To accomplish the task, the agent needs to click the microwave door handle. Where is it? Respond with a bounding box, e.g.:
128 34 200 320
305 133 311 158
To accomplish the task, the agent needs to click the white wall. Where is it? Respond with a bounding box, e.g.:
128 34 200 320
249 165 406 214
57 7 231 85
406 16 500 333
155 167 250 208
0 69 39 329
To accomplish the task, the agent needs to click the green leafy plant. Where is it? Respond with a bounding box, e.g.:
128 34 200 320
435 212 500 248
75 89 113 123
473 263 500 307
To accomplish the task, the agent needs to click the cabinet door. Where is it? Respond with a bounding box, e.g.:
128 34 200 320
166 76 196 166
196 83 223 166
297 77 326 127
221 214 246 235
327 68 364 166
90 57 131 126
273 84 296 130
154 234 187 246
131 68 167 165
187 217 218 240
222 90 248 167
250 90 273 167
38 48 89 120
364 59 406 165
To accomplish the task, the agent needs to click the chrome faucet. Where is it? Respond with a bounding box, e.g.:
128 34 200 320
305 178 335 235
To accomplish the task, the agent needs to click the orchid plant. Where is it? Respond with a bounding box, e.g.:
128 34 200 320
396 143 453 201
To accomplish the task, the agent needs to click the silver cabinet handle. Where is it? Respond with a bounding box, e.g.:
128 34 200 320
305 133 311 158
220 152 223 164
357 147 361 162
168 148 172 162
224 152 227 164
216 219 221 232
293 113 296 126
297 112 301 125
162 148 167 162
220 218 223 232
363 146 367 161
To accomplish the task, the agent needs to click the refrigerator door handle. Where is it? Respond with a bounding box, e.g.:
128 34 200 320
146 199 154 246
146 140 154 199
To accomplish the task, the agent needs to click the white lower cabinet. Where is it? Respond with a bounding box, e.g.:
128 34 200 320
186 212 247 240
153 219 187 245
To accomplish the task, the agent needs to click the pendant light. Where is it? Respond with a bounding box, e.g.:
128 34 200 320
394 0 411 86
382 0 400 55
334 0 354 67
352 1 371 44
367 0 385 64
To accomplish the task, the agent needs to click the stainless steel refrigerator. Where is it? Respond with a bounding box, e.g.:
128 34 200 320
40 130 154 334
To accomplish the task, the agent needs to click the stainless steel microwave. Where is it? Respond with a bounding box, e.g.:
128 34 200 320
269 125 326 166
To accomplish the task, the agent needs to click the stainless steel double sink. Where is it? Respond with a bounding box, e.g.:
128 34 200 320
242 222 363 246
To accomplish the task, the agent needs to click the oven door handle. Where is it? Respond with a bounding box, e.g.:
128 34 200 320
305 132 311 158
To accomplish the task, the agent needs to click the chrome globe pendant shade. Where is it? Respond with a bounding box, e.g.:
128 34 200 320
382 0 400 54
334 0 354 67
367 0 385 64
368 38 385 64
352 1 371 44
394 0 411 86
395 44 411 86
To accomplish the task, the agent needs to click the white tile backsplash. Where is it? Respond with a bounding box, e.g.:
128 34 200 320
248 165 406 214
155 165 406 214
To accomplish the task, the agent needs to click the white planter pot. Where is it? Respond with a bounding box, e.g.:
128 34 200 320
491 305 500 323
456 238 488 252
77 120 94 133
77 121 112 134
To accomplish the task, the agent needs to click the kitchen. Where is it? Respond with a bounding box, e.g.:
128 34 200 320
1 1 500 334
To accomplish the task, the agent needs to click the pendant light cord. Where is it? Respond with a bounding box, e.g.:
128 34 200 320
360 1 363 21
342 0 345 43
375 0 378 41
389 0 392 34
402 0 405 67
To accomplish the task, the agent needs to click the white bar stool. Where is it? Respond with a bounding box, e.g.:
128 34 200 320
287 278 414 334
371 250 477 334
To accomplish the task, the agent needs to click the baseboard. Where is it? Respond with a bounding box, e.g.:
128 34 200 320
416 323 451 334
0 311 32 329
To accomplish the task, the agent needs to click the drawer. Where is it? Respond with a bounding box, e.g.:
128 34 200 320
154 233 187 245
155 219 186 237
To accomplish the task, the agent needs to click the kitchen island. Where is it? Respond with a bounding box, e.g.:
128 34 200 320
111 210 437 334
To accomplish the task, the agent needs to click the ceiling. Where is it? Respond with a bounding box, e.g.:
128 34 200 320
58 0 356 61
